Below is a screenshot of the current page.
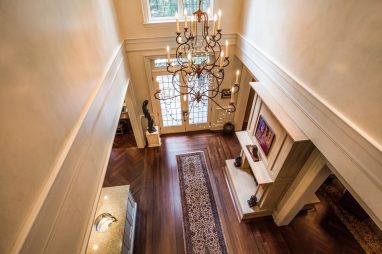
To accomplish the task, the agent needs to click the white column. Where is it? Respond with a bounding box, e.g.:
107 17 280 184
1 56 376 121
125 83 146 148
232 67 252 130
273 148 330 226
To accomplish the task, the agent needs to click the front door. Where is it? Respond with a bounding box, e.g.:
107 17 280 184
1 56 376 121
153 73 211 134
185 74 211 131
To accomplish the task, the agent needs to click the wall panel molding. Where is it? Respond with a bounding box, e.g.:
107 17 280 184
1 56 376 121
235 33 382 228
14 44 130 253
125 33 237 52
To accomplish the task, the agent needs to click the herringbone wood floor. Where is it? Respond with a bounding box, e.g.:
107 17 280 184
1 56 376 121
103 131 364 254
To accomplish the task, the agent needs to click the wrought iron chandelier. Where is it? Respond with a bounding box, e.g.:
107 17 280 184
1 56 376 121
154 0 240 121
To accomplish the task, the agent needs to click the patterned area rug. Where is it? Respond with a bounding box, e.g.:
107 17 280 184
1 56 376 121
176 152 228 254
318 178 382 254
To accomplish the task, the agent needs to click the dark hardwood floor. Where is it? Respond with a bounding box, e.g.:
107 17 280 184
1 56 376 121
103 131 364 254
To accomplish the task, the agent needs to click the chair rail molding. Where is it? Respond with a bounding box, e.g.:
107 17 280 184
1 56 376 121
124 33 237 52
235 33 382 229
13 43 130 254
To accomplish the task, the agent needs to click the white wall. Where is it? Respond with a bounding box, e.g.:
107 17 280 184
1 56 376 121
237 0 382 227
240 0 382 146
0 0 127 252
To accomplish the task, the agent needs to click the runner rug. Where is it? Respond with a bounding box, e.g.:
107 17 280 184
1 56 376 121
176 151 228 254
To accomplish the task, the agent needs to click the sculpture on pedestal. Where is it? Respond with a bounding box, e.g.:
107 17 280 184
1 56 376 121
142 100 156 133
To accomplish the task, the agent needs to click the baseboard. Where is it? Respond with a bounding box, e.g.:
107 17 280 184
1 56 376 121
235 33 382 229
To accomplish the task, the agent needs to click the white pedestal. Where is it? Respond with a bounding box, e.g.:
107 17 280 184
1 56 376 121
146 126 161 147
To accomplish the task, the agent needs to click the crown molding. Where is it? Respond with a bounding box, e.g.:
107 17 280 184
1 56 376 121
125 33 237 52
235 33 382 228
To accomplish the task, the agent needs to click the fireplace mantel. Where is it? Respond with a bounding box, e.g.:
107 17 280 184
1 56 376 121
224 82 316 221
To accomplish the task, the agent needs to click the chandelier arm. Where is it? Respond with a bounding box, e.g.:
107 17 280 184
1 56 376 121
229 103 237 113
203 53 217 72
187 81 197 95
206 70 224 89
206 90 220 99
233 83 241 94
205 42 222 70
181 72 191 92
175 38 185 67
182 27 191 41
181 72 198 96
214 31 222 41
171 74 183 96
205 79 240 105
206 55 230 75
207 69 223 80
200 98 208 106
181 70 194 88
154 90 182 101
175 38 191 68
166 64 176 74
158 2 235 119
209 31 222 46
184 99 198 122
208 83 240 96
206 73 225 98
201 94 236 113
186 75 199 95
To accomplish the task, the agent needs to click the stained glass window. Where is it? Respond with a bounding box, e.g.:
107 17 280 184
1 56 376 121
147 0 212 20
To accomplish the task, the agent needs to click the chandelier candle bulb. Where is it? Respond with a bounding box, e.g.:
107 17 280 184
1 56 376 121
226 40 229 58
213 14 217 35
187 52 192 71
218 10 222 30
184 9 188 28
191 16 194 35
220 52 224 68
235 70 240 84
183 94 187 102
230 86 235 103
166 46 170 63
175 12 179 33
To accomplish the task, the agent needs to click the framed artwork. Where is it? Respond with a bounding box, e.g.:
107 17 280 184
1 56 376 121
254 115 275 156
221 89 232 99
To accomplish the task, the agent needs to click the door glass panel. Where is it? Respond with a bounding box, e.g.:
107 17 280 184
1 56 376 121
182 0 211 13
149 0 178 18
188 75 209 125
157 74 183 127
